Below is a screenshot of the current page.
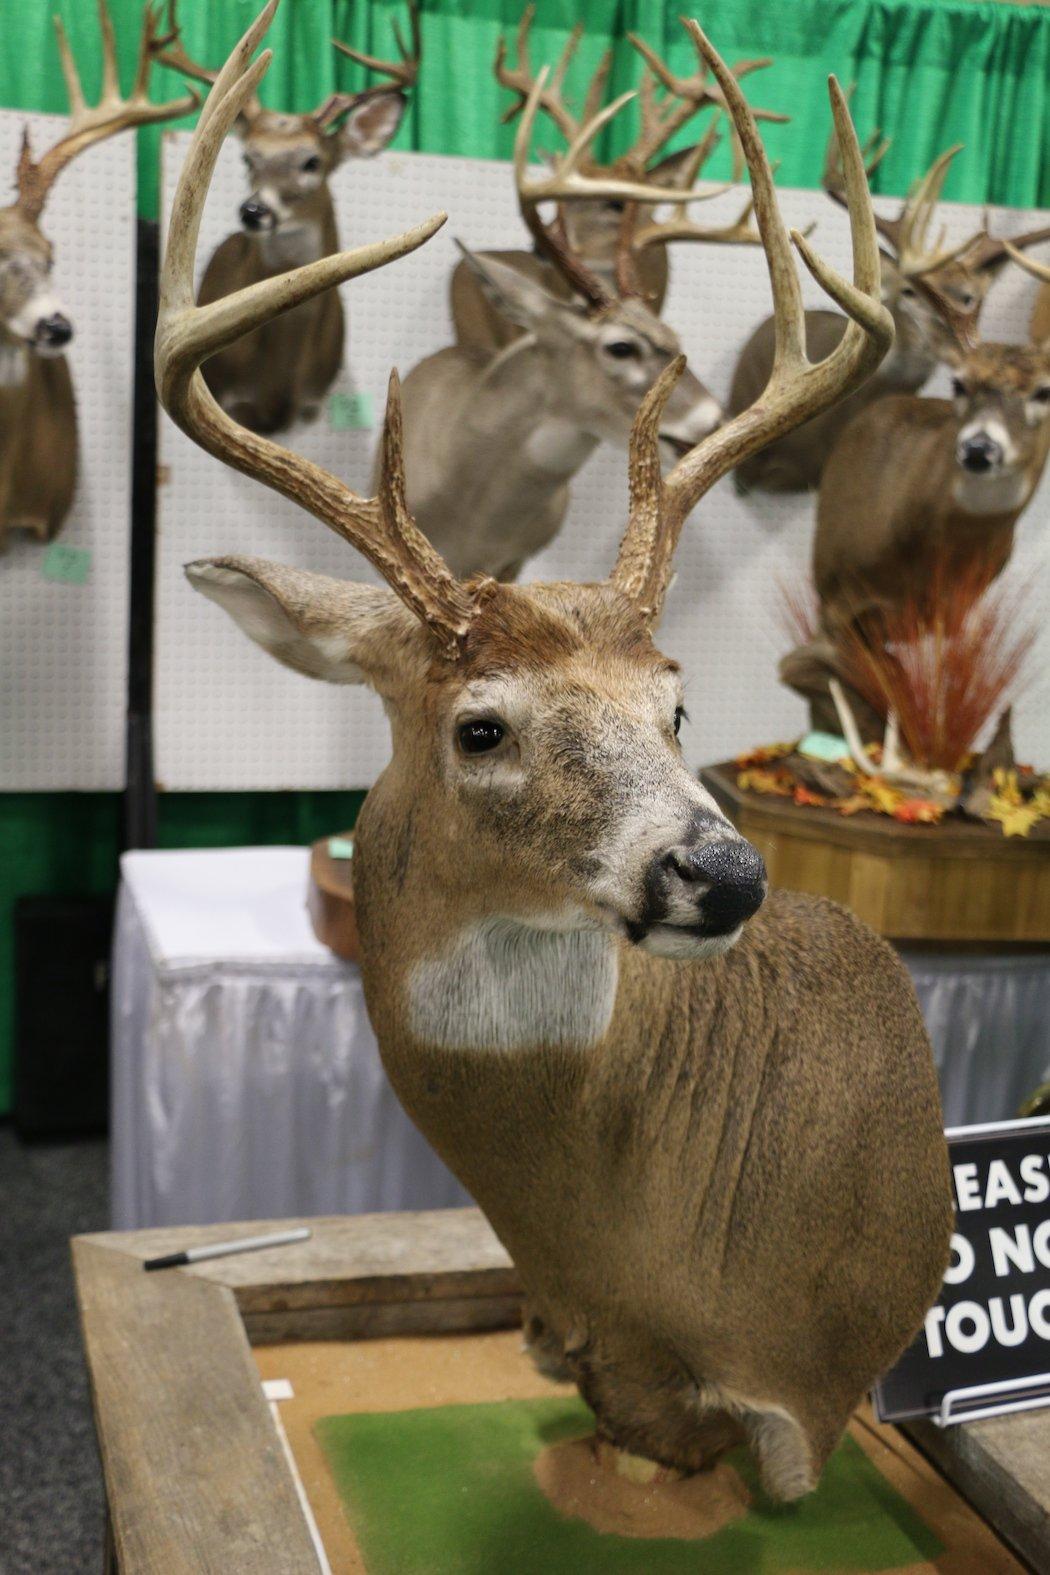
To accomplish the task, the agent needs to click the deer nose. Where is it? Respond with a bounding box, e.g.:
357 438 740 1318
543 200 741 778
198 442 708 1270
35 312 72 348
240 196 273 232
957 431 1003 473
663 838 767 935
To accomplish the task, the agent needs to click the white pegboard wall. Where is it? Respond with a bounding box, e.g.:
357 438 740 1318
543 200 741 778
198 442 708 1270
156 135 1050 789
0 110 133 791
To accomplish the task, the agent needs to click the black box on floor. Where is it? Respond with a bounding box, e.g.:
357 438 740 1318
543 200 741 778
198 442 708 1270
13 896 114 1139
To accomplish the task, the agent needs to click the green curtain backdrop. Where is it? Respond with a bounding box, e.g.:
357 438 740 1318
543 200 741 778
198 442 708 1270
0 1 1047 212
1 0 1049 1112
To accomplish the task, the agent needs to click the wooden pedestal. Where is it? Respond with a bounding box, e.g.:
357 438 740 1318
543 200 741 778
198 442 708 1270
307 835 360 963
701 763 1050 944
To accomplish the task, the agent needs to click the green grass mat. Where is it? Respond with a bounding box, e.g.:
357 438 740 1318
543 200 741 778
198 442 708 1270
315 1395 943 1574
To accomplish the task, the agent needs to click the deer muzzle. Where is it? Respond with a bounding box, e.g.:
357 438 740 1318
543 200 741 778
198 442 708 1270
240 194 278 233
629 824 767 958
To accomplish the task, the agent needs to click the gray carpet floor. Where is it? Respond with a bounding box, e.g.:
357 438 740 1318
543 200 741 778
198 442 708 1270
0 1127 108 1574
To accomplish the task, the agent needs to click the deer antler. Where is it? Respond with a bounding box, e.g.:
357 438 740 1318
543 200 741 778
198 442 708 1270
828 680 960 806
318 0 421 131
156 1 478 658
495 8 594 147
1002 242 1050 284
625 28 785 172
821 88 890 209
610 21 893 622
16 0 199 222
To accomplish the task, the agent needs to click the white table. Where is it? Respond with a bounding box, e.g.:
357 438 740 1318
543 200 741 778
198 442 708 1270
111 847 1050 1229
110 846 471 1229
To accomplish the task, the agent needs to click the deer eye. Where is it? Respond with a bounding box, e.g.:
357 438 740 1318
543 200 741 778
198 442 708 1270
1033 386 1050 404
604 199 626 214
301 155 322 174
458 719 505 755
674 706 686 737
605 340 640 360
951 377 967 399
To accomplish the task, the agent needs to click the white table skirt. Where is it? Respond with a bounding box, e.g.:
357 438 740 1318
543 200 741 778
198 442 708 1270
110 847 471 1229
110 847 1050 1230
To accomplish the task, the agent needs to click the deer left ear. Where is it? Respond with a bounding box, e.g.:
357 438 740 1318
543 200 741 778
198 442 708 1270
335 92 407 159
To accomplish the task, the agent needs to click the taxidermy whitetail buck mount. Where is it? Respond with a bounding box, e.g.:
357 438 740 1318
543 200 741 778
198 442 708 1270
394 52 756 581
160 2 950 1501
0 0 195 551
782 257 1050 738
730 134 1050 493
157 0 419 435
451 6 784 355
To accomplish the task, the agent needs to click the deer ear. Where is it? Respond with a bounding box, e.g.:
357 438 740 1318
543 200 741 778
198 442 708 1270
335 92 407 159
646 144 706 192
186 557 424 693
455 244 571 331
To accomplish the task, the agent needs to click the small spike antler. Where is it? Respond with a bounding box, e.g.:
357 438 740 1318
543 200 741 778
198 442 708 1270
610 21 892 623
155 0 479 658
16 0 199 222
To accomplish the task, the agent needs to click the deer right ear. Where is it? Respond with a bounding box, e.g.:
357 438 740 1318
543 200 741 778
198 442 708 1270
185 557 426 693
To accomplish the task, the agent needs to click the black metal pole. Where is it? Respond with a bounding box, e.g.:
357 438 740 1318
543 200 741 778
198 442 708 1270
122 216 160 851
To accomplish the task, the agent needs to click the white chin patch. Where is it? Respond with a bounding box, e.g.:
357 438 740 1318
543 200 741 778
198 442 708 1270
638 924 743 961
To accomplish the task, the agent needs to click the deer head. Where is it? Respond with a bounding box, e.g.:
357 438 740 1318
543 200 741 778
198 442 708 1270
159 6 889 960
158 0 418 239
495 7 784 277
911 259 1050 514
0 0 195 366
824 130 1050 376
459 54 772 454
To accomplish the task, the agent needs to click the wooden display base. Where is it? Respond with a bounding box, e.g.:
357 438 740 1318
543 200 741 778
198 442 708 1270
73 1209 1050 1572
701 763 1050 944
307 835 360 963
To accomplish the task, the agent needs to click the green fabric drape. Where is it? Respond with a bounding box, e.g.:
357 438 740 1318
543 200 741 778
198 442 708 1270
0 2 1047 217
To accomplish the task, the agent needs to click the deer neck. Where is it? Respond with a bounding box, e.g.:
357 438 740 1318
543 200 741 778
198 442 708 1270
257 186 337 272
0 328 28 389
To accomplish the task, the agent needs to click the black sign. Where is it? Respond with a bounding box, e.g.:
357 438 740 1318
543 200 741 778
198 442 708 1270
873 1117 1050 1424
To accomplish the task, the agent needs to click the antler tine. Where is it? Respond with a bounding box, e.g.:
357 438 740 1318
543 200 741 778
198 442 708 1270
896 143 963 271
611 27 892 620
331 0 422 92
950 222 1050 278
494 6 580 143
17 0 199 222
154 0 232 101
626 29 785 171
516 69 737 210
1002 241 1050 285
822 88 890 211
156 3 474 656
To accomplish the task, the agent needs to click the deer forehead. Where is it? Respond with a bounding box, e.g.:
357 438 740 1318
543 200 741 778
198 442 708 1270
447 660 681 731
962 344 1050 395
243 120 324 162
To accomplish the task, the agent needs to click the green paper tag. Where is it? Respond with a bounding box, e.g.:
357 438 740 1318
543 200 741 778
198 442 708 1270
328 391 374 430
42 543 91 585
328 837 355 860
799 730 849 762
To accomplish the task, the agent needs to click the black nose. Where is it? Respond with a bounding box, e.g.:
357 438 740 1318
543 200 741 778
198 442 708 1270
240 197 272 231
35 312 72 347
958 432 1003 473
663 838 767 935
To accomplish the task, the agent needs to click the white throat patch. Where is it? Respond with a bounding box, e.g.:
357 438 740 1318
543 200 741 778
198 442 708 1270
407 917 618 1052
